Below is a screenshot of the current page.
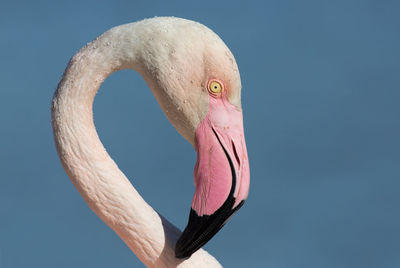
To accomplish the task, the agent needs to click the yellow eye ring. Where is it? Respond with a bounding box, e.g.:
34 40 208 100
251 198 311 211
208 80 224 96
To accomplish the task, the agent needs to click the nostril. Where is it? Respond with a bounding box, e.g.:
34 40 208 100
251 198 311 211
231 139 241 168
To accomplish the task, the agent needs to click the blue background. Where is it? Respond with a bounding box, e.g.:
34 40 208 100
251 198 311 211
1 0 399 267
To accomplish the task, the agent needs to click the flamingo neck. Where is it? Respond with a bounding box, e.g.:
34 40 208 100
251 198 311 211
51 21 220 268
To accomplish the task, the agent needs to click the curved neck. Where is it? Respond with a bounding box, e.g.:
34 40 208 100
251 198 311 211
51 23 220 267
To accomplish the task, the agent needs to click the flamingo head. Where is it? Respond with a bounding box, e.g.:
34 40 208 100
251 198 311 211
135 17 250 259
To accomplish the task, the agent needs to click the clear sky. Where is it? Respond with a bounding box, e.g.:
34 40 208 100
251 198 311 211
1 0 399 267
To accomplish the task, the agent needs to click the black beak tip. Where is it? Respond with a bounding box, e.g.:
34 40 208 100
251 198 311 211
174 209 215 259
174 200 245 260
175 243 191 259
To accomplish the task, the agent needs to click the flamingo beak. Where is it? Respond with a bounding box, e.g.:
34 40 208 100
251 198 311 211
175 99 250 259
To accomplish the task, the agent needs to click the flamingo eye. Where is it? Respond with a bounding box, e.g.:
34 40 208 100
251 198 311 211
208 80 223 96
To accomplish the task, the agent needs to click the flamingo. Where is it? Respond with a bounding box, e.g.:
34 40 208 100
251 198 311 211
51 17 250 267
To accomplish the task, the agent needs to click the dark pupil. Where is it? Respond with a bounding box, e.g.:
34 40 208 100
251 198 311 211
214 86 217 89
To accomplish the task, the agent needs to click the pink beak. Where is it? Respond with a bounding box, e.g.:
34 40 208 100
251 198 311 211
175 96 250 258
